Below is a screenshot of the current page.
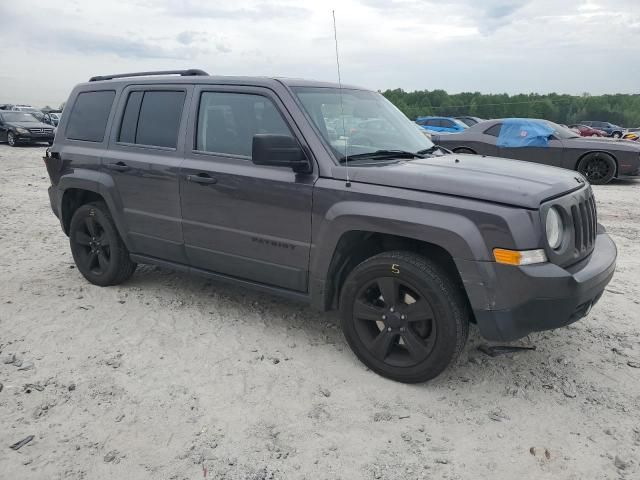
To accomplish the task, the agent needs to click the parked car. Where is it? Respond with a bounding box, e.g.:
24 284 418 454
580 121 625 138
415 116 468 134
432 118 640 184
568 124 608 137
0 111 55 146
43 112 61 127
455 116 485 127
45 70 616 383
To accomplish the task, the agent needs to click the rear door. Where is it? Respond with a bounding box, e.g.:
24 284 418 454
104 84 192 263
179 85 315 292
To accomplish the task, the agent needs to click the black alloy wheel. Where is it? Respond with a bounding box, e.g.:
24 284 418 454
69 201 136 286
352 276 438 368
340 251 469 383
74 214 112 276
7 132 16 146
578 153 616 185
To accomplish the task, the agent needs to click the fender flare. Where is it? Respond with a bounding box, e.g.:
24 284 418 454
57 170 131 249
309 201 491 309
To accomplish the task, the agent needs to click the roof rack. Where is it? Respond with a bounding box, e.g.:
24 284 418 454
89 69 209 82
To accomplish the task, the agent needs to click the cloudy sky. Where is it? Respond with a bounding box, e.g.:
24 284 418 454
1 0 639 107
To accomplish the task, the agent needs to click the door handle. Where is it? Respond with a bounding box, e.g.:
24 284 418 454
186 173 217 185
106 162 131 172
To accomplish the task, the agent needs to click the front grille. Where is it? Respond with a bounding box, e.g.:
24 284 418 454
28 128 53 135
571 192 597 252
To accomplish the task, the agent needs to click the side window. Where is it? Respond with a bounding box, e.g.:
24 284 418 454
118 91 143 144
484 124 503 137
118 90 185 148
66 90 115 142
425 119 437 127
196 92 292 157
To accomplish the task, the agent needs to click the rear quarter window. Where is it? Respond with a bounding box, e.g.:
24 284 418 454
66 90 116 142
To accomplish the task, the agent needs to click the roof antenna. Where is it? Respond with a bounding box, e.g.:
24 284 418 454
332 10 351 188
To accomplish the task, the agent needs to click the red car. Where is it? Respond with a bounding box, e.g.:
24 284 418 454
568 124 607 137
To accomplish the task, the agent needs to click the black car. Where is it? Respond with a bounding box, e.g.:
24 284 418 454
45 70 616 383
0 111 55 146
455 116 485 127
43 112 61 127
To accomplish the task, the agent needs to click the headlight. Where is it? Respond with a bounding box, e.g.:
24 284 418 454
16 127 29 134
545 207 564 249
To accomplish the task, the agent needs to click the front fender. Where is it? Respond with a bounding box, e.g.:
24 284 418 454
309 198 494 310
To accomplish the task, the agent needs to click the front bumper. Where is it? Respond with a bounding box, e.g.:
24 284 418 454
457 231 617 341
14 132 54 143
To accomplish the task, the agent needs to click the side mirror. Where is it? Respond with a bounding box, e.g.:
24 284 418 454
252 134 310 173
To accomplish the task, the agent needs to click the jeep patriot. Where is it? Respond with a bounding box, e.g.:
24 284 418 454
45 70 617 382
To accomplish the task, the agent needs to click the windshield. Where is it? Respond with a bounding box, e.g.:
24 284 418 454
1 112 39 123
545 120 581 139
292 87 435 161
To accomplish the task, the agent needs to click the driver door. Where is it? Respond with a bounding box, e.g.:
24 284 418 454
179 86 316 292
499 137 564 167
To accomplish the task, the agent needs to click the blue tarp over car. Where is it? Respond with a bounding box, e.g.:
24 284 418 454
497 118 555 148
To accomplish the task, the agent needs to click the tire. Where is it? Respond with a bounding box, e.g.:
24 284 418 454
612 132 622 139
69 201 137 286
7 132 16 147
453 147 475 154
339 251 469 383
577 152 616 185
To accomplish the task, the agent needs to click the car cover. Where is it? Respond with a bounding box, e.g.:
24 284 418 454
497 118 555 148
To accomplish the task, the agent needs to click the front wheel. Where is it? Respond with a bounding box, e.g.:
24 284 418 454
577 153 616 185
69 201 137 286
612 132 622 139
339 251 469 383
7 132 16 146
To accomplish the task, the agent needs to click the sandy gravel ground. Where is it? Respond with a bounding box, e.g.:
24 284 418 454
1 143 639 480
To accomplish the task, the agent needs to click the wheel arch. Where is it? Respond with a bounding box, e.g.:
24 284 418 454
58 172 130 248
319 231 474 315
452 146 477 154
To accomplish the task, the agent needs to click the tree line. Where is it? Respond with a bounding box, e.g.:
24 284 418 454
381 89 640 128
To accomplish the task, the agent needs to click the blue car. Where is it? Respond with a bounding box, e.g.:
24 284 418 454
416 116 468 134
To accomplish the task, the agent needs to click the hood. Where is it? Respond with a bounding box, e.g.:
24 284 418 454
6 121 53 129
331 154 586 209
566 136 640 151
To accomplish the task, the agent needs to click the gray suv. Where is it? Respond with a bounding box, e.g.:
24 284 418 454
45 70 617 383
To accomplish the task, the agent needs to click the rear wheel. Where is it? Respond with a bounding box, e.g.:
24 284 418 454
577 153 616 185
69 201 137 286
453 147 475 154
339 251 469 383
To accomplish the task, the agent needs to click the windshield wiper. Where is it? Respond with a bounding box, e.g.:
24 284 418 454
339 149 425 163
418 145 450 155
